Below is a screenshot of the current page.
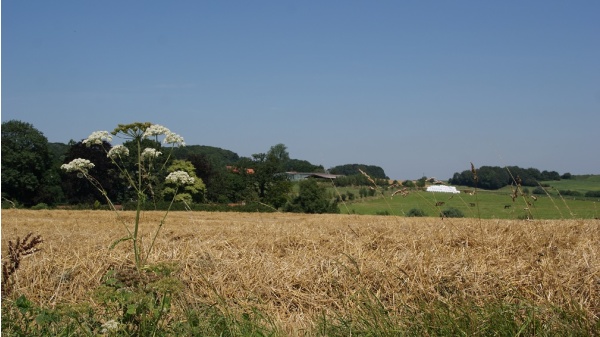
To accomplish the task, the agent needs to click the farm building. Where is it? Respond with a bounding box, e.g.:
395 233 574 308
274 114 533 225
426 185 460 194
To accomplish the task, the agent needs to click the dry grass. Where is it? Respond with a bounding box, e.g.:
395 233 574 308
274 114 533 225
2 209 599 333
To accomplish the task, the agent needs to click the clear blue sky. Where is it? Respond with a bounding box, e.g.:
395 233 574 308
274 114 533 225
3 1 599 179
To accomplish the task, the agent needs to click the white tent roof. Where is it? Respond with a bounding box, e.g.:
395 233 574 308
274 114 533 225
426 185 460 194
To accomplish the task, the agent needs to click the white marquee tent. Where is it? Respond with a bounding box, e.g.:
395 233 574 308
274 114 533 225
426 185 460 194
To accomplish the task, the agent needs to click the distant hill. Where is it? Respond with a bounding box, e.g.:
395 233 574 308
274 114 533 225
329 164 388 179
172 145 240 165
283 159 325 173
49 141 388 177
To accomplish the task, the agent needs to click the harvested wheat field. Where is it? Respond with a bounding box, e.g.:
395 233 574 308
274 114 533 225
2 209 599 335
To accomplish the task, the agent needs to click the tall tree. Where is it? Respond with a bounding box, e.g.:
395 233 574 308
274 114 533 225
268 143 290 164
188 153 234 203
236 150 292 209
1 120 55 206
163 160 206 203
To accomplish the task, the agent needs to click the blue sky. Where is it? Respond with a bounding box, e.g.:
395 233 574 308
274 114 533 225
3 1 599 179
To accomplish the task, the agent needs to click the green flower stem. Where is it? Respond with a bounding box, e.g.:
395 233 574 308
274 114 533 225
144 187 178 265
133 138 143 268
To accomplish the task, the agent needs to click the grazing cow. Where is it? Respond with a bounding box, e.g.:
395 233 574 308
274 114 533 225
469 203 476 207
504 204 511 209
435 201 445 207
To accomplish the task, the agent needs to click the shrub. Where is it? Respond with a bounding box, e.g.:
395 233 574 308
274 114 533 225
407 208 426 217
584 191 600 198
31 203 49 210
532 187 546 195
285 179 339 214
559 190 581 197
441 207 464 218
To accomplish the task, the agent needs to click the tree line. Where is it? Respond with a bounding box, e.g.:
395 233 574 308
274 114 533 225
448 165 569 190
1 120 386 213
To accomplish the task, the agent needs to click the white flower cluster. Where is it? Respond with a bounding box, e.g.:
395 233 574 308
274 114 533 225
164 131 185 146
61 158 95 173
141 148 162 159
142 124 185 146
165 170 195 185
100 319 119 334
83 131 112 146
107 145 130 159
142 124 170 137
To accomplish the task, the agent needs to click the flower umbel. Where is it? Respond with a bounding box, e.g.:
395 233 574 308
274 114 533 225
142 124 170 138
61 158 95 173
164 131 185 146
100 319 119 334
107 145 130 159
165 170 195 185
83 131 112 146
141 148 162 159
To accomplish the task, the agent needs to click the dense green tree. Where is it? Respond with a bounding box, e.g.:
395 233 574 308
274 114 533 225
283 159 324 173
477 167 510 190
47 142 70 164
61 140 124 204
541 170 561 181
506 166 539 186
449 170 474 187
402 180 415 188
285 179 339 214
163 160 206 203
187 153 232 203
333 174 389 188
449 165 563 190
1 120 57 206
240 151 292 209
268 143 290 164
416 176 427 188
329 164 388 179
172 145 239 164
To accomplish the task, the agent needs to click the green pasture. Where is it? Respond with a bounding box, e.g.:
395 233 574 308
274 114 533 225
540 175 600 194
328 175 600 219
338 189 600 219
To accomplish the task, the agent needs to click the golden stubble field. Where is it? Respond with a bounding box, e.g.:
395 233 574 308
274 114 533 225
2 209 599 331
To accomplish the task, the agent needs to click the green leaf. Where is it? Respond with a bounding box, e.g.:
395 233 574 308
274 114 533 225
35 310 59 324
15 295 33 313
126 303 138 315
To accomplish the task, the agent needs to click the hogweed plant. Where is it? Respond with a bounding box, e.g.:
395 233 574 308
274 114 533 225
62 122 192 270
